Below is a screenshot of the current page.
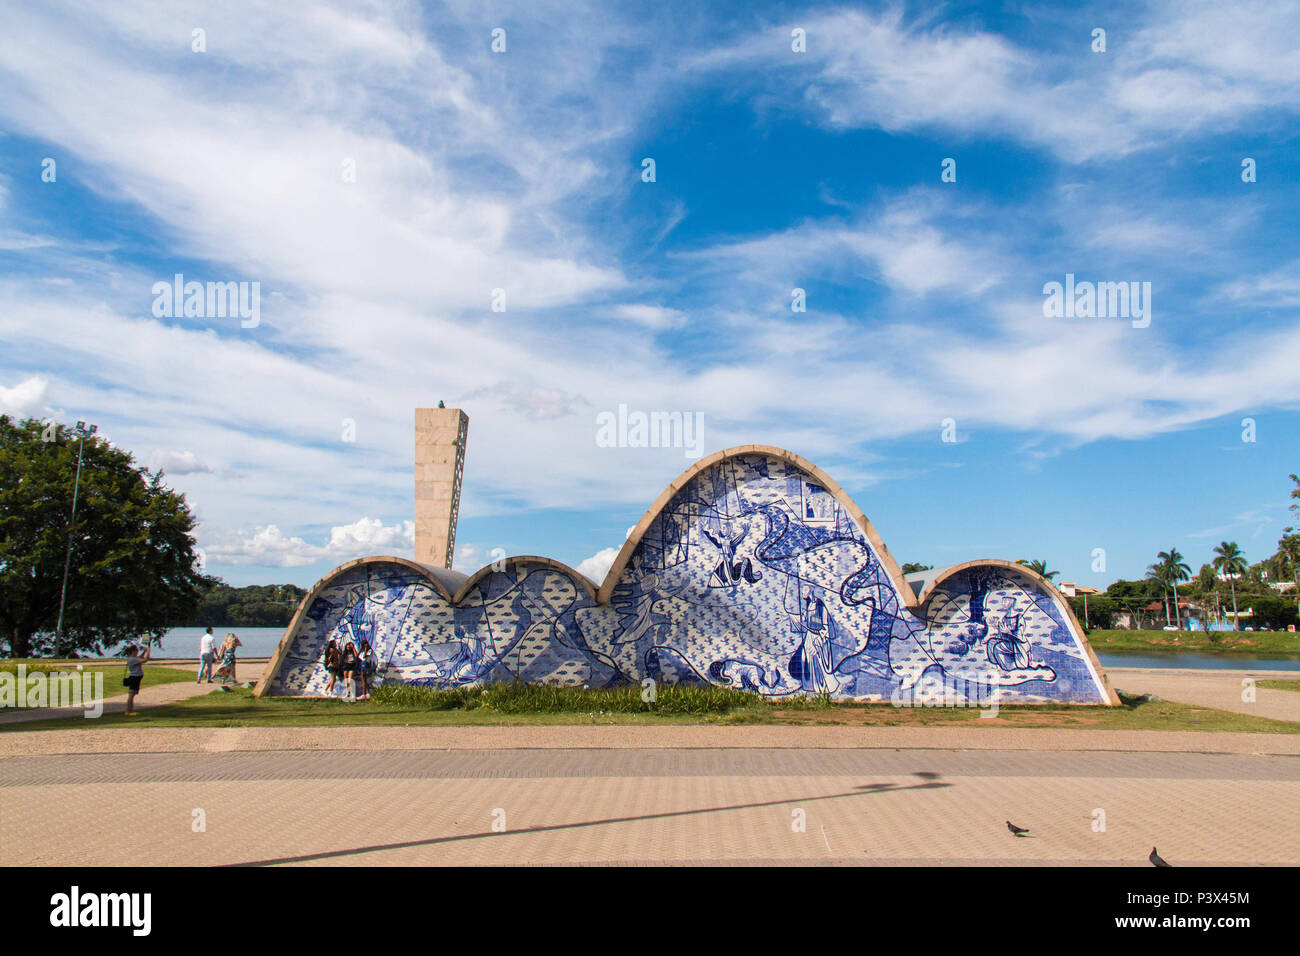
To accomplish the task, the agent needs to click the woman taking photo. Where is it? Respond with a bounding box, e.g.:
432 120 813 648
123 640 152 716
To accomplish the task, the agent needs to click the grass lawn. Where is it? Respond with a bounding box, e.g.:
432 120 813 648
1086 628 1300 655
7 681 1298 734
1258 680 1300 693
1 659 196 706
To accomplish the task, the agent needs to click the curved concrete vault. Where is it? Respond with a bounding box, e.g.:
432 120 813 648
258 446 1117 705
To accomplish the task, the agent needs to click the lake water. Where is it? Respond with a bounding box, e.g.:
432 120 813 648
126 626 286 659
1097 651 1300 671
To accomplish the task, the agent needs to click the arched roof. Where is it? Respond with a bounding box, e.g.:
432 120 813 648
254 554 592 697
915 558 1066 607
256 449 1116 703
595 445 915 605
913 558 1119 705
452 554 599 604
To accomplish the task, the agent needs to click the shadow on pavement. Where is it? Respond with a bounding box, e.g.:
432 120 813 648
231 774 951 866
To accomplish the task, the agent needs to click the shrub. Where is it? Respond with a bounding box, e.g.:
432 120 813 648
369 680 828 715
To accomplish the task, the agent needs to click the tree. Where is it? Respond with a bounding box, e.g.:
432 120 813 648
1105 577 1163 630
1271 475 1300 589
1015 558 1058 581
1195 563 1219 631
192 580 306 627
1275 531 1300 589
1146 562 1172 626
1067 595 1116 631
1152 548 1191 629
1212 541 1248 632
900 562 934 575
0 416 208 657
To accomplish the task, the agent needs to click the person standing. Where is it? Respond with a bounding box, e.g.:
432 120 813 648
358 640 376 701
215 633 242 684
197 627 216 683
323 639 341 693
340 641 360 702
123 641 152 716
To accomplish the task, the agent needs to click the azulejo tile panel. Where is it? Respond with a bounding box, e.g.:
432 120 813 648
267 453 1110 704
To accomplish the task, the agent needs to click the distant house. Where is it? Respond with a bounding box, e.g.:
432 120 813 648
1057 582 1100 598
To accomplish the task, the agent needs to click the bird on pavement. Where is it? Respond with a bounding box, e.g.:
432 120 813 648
1006 821 1030 837
1149 846 1172 867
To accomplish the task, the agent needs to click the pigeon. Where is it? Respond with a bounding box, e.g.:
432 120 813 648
1149 846 1172 867
1006 821 1030 837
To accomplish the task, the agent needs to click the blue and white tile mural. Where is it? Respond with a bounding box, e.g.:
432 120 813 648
265 451 1112 704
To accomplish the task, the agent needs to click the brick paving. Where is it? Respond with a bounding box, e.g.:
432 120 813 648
2 746 1294 866
2 661 1297 866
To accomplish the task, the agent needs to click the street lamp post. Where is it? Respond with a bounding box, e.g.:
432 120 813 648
54 420 97 655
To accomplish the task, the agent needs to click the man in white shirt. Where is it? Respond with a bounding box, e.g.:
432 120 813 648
198 627 216 683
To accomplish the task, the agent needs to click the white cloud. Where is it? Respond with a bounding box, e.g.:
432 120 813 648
575 546 620 585
1215 260 1300 309
1 0 1298 586
691 191 1003 298
0 375 51 419
324 518 415 556
697 3 1300 163
612 304 687 329
202 525 323 569
148 450 213 475
203 517 414 568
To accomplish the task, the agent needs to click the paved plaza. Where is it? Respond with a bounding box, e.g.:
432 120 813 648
1 664 1296 866
1 741 1296 866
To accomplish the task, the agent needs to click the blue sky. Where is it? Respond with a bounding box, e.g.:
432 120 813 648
1 0 1297 589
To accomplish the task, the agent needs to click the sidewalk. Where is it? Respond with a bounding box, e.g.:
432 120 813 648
0 660 268 726
3 742 1296 866
1109 666 1300 723
3 723 1299 757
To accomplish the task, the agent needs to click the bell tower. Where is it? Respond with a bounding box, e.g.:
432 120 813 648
414 406 468 569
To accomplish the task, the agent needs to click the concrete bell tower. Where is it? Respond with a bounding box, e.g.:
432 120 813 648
414 406 468 569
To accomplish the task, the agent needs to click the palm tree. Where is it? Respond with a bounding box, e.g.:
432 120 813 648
1213 541 1248 631
1154 548 1190 632
1274 530 1300 589
1015 558 1058 581
1147 562 1172 626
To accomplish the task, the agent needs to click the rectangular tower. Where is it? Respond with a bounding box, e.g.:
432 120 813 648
414 406 468 569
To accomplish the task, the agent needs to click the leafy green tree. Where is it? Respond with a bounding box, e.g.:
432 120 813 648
1275 532 1300 589
1277 472 1300 589
900 562 934 575
1015 558 1058 581
1249 596 1300 630
191 580 306 626
1212 541 1248 631
0 416 208 657
1067 595 1116 631
1195 563 1220 630
1105 577 1162 630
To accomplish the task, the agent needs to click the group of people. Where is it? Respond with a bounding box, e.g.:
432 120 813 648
322 638 376 701
198 627 242 684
